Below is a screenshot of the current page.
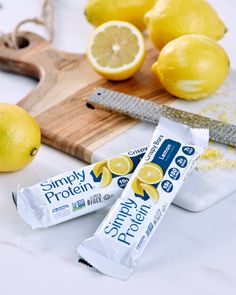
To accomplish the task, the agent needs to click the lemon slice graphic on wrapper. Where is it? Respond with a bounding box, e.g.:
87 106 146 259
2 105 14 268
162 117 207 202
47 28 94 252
132 177 144 196
93 160 107 177
137 162 163 184
140 183 160 203
107 155 133 176
100 166 112 187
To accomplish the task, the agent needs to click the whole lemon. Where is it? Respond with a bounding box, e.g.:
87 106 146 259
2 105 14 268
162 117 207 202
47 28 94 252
0 104 41 172
85 0 157 31
152 35 229 100
145 0 227 49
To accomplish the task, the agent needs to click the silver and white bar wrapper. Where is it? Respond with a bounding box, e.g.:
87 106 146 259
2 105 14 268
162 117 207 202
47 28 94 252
15 147 148 229
77 118 209 280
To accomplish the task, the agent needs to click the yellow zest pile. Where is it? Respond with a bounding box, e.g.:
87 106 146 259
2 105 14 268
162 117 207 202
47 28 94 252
197 147 236 171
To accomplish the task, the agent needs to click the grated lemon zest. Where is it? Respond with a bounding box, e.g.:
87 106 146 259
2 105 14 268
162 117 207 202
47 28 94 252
200 148 222 159
198 147 236 171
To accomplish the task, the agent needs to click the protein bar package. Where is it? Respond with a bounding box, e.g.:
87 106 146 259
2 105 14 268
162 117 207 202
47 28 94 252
77 118 209 280
15 147 147 228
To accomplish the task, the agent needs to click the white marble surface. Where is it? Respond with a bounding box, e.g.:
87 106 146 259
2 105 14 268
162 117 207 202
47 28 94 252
0 0 236 294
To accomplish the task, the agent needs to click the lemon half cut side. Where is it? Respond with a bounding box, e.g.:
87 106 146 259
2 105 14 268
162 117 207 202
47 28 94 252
87 21 146 81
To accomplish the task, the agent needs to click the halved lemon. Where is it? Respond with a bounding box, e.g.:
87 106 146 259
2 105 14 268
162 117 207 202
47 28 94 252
132 177 144 196
137 162 163 184
140 183 159 203
100 166 112 187
87 20 146 81
93 160 107 177
107 155 133 175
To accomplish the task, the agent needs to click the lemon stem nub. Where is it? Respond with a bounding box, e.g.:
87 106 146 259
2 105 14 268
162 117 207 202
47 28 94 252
31 148 38 157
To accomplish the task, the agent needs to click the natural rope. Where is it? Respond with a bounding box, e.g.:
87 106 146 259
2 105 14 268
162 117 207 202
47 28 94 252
0 0 54 49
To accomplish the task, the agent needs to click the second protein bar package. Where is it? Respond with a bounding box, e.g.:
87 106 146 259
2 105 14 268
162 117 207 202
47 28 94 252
15 147 147 228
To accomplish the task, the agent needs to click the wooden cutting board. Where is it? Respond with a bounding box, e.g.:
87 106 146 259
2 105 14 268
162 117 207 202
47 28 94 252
0 32 174 162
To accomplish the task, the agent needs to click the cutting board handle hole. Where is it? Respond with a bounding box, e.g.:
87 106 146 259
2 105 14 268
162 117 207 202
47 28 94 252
4 37 29 49
86 103 95 110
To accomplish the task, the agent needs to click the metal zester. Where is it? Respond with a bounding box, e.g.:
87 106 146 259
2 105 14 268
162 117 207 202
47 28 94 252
87 87 236 147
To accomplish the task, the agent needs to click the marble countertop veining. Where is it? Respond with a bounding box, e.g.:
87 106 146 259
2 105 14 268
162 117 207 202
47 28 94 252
0 0 236 294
